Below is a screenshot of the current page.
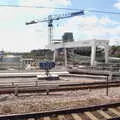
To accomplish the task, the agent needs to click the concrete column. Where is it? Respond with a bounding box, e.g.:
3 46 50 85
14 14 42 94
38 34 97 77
91 43 96 66
64 48 67 68
105 45 109 64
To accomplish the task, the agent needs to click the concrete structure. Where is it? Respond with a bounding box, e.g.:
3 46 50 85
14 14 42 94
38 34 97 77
22 58 35 65
47 39 109 66
0 55 22 70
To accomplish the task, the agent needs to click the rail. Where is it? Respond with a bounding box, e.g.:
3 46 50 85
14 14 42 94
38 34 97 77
0 102 120 120
0 81 119 95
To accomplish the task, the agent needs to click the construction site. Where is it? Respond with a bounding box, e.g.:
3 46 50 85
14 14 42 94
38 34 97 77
0 30 120 120
1 0 120 120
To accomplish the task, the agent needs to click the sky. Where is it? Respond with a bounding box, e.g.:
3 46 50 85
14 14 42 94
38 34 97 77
0 0 120 52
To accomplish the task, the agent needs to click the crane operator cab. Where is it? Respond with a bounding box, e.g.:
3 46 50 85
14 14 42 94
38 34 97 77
37 61 59 80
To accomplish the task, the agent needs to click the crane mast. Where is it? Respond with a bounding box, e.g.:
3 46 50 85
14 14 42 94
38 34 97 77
26 10 84 44
48 15 53 44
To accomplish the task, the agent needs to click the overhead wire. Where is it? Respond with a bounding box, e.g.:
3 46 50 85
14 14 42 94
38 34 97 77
86 10 120 15
0 4 120 15
0 4 81 10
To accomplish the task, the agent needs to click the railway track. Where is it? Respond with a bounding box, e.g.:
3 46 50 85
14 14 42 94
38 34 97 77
0 81 119 95
0 102 120 120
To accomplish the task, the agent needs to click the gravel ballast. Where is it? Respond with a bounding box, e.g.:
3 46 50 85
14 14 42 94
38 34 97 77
0 87 120 114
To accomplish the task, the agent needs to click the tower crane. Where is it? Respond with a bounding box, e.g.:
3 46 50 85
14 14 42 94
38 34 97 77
25 10 84 44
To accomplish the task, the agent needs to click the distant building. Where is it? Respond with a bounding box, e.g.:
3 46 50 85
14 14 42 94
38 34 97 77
62 32 74 43
3 55 21 63
0 54 22 70
0 51 4 62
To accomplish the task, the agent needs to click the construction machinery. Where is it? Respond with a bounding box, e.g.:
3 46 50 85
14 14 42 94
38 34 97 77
25 10 84 44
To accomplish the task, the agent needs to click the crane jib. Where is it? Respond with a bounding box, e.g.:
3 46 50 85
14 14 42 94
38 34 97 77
25 10 84 25
71 11 84 16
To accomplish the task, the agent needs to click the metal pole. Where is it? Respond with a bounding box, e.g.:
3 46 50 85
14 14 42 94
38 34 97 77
64 48 67 68
106 71 112 96
53 50 56 62
106 75 109 96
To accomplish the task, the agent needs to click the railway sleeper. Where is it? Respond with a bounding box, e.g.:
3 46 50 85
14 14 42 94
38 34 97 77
0 102 120 120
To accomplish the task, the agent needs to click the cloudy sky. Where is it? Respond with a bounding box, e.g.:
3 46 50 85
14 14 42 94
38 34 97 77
0 0 120 52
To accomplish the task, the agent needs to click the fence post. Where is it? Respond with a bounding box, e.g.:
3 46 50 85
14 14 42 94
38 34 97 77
46 89 50 95
14 85 18 96
35 81 38 87
106 72 112 96
109 72 112 82
106 75 109 96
